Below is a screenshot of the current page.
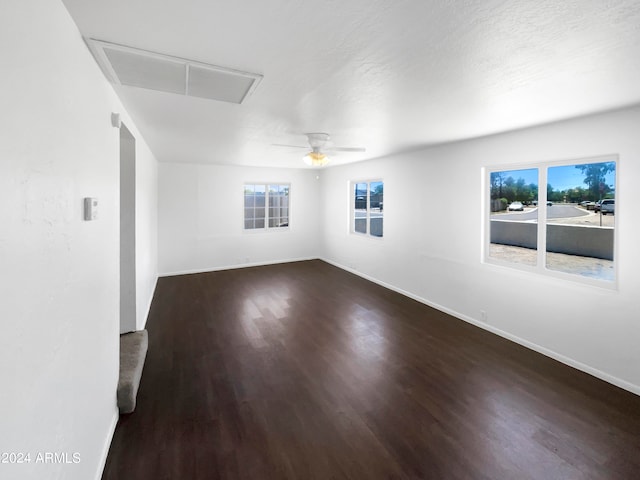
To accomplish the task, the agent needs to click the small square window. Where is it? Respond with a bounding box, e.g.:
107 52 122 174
244 183 290 230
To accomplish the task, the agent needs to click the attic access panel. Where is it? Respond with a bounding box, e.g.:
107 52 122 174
85 39 262 104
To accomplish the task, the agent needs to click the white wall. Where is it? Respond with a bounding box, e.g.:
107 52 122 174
134 129 158 330
119 123 158 333
320 106 640 394
158 163 321 275
0 1 157 479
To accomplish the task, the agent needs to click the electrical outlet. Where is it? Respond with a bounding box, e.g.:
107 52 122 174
480 310 487 322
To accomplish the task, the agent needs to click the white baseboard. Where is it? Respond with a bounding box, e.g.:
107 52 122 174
320 257 640 397
158 256 318 278
95 408 118 480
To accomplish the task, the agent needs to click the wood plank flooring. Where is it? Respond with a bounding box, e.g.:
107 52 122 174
102 260 640 479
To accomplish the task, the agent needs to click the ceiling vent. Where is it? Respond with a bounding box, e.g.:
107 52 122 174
85 39 262 104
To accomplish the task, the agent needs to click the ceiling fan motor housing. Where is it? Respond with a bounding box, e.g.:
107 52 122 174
307 133 330 149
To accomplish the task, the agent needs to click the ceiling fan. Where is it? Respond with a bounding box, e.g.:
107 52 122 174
273 133 365 167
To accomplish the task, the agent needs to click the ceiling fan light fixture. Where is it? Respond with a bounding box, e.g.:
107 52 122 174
303 151 329 167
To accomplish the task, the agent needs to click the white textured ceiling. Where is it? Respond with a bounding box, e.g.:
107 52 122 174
62 0 640 168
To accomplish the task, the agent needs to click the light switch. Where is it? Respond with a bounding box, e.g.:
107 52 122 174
84 197 98 221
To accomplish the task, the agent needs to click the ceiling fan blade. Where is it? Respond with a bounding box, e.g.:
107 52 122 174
327 147 366 153
271 143 308 149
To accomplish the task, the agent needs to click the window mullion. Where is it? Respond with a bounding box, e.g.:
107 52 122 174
265 188 270 229
366 182 371 234
537 167 548 271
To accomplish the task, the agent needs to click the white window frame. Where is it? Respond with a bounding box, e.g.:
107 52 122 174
243 183 290 232
351 179 384 238
483 155 618 288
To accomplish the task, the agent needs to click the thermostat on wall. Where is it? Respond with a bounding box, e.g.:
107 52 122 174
84 197 98 221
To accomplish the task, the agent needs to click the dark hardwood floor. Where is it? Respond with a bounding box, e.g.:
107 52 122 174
102 260 640 480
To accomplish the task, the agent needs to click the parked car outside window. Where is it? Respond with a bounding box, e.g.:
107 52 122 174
601 199 615 215
507 201 524 211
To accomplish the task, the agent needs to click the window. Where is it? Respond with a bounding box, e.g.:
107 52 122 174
545 162 615 279
244 184 289 230
353 180 383 237
489 168 539 266
486 157 616 284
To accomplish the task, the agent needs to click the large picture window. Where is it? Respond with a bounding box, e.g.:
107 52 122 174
486 157 616 284
353 180 383 237
244 184 289 230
